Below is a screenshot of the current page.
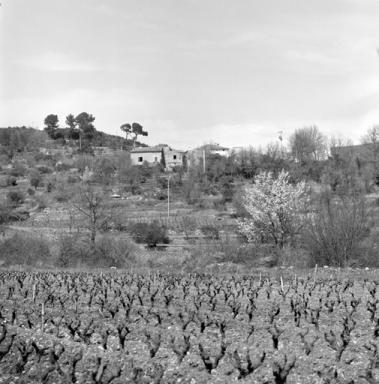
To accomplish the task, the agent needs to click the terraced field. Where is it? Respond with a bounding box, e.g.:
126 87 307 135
0 270 378 383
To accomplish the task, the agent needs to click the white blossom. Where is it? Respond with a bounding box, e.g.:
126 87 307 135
237 170 309 247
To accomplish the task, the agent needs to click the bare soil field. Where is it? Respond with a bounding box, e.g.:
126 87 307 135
0 269 378 383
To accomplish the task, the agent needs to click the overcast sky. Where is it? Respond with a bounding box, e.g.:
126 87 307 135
1 0 379 150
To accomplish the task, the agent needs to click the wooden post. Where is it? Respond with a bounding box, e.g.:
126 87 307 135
313 264 318 286
32 284 36 302
41 303 45 333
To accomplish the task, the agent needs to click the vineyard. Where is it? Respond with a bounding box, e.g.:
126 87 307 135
0 270 378 383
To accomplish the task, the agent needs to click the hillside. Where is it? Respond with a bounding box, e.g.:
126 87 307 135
0 126 148 154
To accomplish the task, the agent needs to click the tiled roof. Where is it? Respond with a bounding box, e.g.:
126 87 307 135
197 144 230 151
131 145 186 154
131 146 164 153
163 147 186 154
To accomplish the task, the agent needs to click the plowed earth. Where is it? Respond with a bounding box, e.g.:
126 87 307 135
0 271 378 383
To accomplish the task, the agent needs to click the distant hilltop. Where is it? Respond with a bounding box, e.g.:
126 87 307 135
0 126 147 152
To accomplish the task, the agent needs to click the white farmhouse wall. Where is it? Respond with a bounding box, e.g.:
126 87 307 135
164 149 185 169
130 151 162 165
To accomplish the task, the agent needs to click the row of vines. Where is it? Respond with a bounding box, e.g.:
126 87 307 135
0 271 378 383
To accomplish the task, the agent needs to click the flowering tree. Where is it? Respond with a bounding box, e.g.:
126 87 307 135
237 170 309 248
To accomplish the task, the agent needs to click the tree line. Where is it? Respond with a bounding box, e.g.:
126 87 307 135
43 113 148 152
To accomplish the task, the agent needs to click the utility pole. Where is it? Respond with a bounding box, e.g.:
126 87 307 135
167 175 170 221
278 131 283 158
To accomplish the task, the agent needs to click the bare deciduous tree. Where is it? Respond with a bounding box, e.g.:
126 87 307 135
289 126 327 162
303 194 369 267
361 125 379 161
72 184 104 245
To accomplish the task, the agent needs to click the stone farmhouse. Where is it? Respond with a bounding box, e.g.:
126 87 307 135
188 143 231 166
202 143 231 157
130 145 187 170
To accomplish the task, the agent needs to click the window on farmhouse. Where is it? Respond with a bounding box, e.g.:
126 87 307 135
173 155 177 160
154 157 158 162
138 156 143 162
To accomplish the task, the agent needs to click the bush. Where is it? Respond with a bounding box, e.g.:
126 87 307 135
7 176 17 186
8 162 26 177
27 187 35 196
219 243 280 267
6 190 25 207
55 162 72 172
36 165 53 174
90 236 136 267
67 174 81 184
46 181 54 192
29 168 42 189
0 233 51 267
0 203 10 228
233 189 250 218
196 195 216 209
237 170 309 248
54 185 73 202
184 182 202 204
220 176 234 203
179 216 198 239
56 235 83 267
33 152 46 162
129 221 169 248
103 211 128 232
34 194 48 210
302 194 369 267
155 189 168 200
56 235 136 268
200 224 220 240
8 210 29 222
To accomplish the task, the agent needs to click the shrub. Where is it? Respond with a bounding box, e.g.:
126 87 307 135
200 224 220 240
6 190 25 207
29 168 42 189
89 236 136 267
196 195 216 209
8 162 26 177
220 176 234 203
154 188 168 200
8 210 29 222
218 243 280 267
184 182 201 204
232 189 250 218
36 165 53 174
55 162 72 172
56 235 83 267
237 170 309 248
56 235 136 268
54 185 73 202
34 194 48 210
129 221 169 248
104 211 128 232
7 176 17 186
33 152 46 162
0 203 10 230
67 174 81 184
46 181 54 192
27 188 35 196
302 194 369 267
179 216 198 239
0 233 51 267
